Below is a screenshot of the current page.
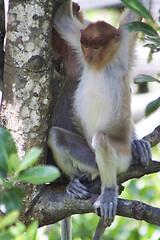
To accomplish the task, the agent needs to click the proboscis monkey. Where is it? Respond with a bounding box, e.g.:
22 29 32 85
48 1 152 239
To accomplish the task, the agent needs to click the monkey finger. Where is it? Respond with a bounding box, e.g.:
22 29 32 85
132 140 147 166
140 141 150 166
137 140 151 166
143 140 152 163
131 140 140 163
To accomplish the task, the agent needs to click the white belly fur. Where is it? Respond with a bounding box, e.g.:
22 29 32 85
74 67 123 143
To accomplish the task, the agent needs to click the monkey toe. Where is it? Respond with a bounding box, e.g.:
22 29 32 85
67 177 91 199
94 186 117 227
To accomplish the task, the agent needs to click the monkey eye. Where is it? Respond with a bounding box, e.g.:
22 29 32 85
93 45 100 50
113 33 120 38
84 45 89 48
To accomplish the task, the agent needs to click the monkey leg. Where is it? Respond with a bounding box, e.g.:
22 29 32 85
48 126 98 199
131 139 152 166
92 131 119 227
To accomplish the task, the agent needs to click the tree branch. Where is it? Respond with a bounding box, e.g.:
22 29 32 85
24 125 160 227
24 188 160 227
143 125 160 148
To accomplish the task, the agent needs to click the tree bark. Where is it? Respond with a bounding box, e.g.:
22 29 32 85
23 157 160 227
0 0 5 87
0 0 64 215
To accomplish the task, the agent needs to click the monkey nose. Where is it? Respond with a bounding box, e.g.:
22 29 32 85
85 55 92 61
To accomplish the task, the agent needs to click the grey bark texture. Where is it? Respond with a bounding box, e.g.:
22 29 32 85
0 0 65 217
0 0 5 87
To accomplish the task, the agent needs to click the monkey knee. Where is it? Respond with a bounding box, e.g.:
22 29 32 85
48 126 64 149
92 131 108 150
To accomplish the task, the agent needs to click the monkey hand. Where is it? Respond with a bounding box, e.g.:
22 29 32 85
67 174 91 199
94 186 118 227
131 139 152 167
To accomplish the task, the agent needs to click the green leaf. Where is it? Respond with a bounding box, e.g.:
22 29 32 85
0 168 7 180
9 153 20 173
17 148 42 173
0 127 19 174
9 222 26 237
18 165 60 184
25 220 38 240
134 74 160 84
143 35 160 45
121 0 153 21
146 97 160 116
124 22 158 36
148 48 154 62
0 187 25 213
0 231 14 240
0 210 19 230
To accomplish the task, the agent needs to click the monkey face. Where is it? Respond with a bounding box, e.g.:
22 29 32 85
81 21 121 70
82 45 103 65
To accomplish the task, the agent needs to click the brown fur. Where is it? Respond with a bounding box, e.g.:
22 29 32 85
52 2 83 78
80 21 118 46
81 22 122 70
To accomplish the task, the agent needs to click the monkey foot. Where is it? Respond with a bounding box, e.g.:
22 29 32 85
94 186 118 227
67 174 91 199
131 139 152 167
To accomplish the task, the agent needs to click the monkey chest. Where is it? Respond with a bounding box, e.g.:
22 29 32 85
74 75 121 141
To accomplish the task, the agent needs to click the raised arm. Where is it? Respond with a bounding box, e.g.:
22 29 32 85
53 0 83 54
119 0 150 53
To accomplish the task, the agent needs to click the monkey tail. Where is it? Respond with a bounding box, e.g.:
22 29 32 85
93 217 107 240
61 216 72 240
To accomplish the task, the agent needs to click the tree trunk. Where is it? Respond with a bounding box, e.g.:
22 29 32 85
0 0 5 87
0 0 64 219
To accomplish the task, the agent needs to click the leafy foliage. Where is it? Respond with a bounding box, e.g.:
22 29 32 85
124 22 158 36
134 74 160 84
18 165 60 184
121 0 153 21
145 97 160 116
0 126 60 239
122 0 160 116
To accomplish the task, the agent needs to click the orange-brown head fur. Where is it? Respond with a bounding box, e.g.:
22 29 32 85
80 21 121 70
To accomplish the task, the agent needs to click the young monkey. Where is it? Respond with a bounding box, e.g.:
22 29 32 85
49 0 152 238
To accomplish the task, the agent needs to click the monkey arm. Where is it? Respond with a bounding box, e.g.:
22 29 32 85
119 0 150 59
120 0 150 27
53 0 83 55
